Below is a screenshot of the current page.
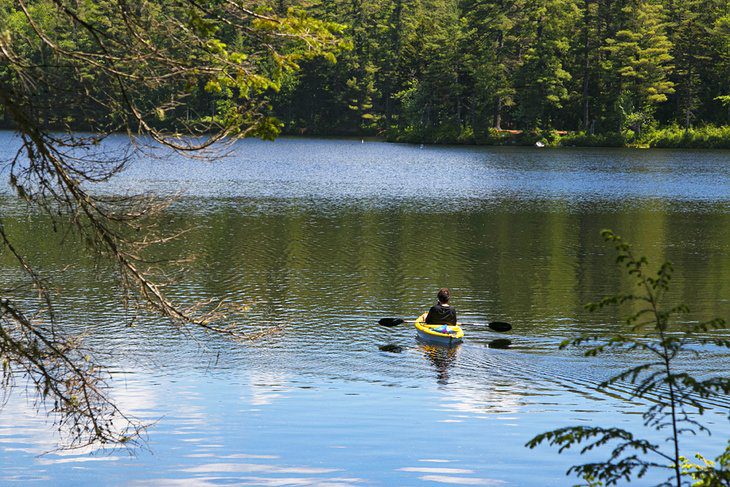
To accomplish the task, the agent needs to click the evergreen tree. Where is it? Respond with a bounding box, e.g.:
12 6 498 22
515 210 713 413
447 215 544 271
663 0 728 129
462 0 527 131
709 11 730 123
514 0 578 128
602 0 675 135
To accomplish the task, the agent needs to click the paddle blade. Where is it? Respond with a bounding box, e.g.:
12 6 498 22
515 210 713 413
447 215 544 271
379 318 405 327
488 321 512 332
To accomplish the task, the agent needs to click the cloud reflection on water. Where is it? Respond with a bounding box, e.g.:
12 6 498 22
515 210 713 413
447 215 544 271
420 475 506 485
182 462 340 474
247 370 291 406
132 477 365 487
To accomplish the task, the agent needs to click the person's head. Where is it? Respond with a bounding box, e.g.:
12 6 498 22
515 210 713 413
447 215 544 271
437 288 451 304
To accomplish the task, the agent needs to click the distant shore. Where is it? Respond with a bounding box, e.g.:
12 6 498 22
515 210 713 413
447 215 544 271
276 125 730 149
380 125 730 149
2 125 729 150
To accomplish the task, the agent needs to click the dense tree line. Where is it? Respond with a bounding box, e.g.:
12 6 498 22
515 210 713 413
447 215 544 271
1 0 728 142
274 0 730 141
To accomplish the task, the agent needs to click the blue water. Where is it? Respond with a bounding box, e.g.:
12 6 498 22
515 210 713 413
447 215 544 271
0 133 729 485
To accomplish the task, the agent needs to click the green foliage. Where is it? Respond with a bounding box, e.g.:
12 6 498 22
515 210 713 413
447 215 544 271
0 1 349 139
645 125 730 149
557 132 627 147
266 0 730 141
2 0 730 144
526 230 730 487
514 0 577 128
601 1 674 135
681 447 730 486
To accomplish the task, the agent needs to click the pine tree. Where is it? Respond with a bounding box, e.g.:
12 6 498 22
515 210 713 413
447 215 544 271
514 0 578 128
602 0 674 135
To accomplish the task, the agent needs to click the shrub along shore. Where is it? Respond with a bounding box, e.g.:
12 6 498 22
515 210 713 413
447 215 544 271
383 125 730 149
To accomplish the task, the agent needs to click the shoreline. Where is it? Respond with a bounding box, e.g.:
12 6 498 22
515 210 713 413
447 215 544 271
2 126 729 150
279 128 730 150
379 126 730 150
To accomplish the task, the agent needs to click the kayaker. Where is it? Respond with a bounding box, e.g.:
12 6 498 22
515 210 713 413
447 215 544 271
425 288 457 325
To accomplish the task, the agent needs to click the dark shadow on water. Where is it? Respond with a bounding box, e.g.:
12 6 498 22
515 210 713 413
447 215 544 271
378 343 404 353
488 338 512 349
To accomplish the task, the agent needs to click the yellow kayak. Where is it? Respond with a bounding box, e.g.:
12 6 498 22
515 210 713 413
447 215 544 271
414 312 464 346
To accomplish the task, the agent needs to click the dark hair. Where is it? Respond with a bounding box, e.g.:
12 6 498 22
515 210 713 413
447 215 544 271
437 288 450 304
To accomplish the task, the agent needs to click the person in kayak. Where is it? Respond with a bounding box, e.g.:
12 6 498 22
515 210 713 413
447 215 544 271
425 288 457 325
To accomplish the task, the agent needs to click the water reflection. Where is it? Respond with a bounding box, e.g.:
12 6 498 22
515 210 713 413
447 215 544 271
378 343 404 353
247 371 291 406
181 462 340 474
132 475 364 486
417 475 506 485
420 344 460 385
487 339 512 349
400 465 507 485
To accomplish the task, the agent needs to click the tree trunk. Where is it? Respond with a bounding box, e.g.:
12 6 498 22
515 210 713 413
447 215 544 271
385 0 403 123
494 26 504 131
494 97 502 130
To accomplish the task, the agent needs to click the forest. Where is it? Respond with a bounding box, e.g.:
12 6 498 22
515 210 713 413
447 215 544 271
273 0 730 146
1 0 729 146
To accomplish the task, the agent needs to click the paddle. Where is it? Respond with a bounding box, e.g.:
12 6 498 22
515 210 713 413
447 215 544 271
378 317 512 333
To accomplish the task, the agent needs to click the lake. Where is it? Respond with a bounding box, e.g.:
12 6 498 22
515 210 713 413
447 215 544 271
0 134 729 485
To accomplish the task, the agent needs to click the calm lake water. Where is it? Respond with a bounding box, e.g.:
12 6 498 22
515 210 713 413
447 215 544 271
0 133 729 485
